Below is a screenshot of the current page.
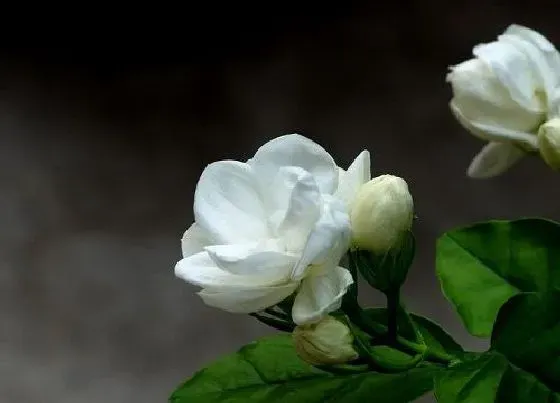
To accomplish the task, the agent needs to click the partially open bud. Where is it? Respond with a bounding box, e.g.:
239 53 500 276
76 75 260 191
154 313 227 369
538 118 560 170
292 316 358 366
350 175 414 253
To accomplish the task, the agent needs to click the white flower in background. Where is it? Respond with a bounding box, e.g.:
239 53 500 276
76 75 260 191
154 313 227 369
538 117 560 170
446 24 560 178
175 134 370 325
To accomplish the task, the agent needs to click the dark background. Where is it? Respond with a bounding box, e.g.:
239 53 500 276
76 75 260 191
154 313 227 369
2 4 560 402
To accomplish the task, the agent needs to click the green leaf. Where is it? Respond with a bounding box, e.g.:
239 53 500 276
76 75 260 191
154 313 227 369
411 315 464 358
434 353 508 402
435 352 560 403
436 218 560 337
435 291 560 402
170 334 438 403
368 345 424 371
364 308 464 358
496 365 560 402
491 291 560 395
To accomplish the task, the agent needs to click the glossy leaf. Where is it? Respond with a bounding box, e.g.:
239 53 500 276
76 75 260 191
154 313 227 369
434 353 507 402
491 292 560 395
435 291 560 402
436 218 560 337
170 335 438 402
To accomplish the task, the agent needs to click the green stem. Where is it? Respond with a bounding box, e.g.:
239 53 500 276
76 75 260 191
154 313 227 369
347 303 456 366
347 303 386 335
249 313 295 332
386 290 399 343
396 336 456 365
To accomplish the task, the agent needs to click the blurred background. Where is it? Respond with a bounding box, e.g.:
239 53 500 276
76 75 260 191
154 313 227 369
2 3 560 402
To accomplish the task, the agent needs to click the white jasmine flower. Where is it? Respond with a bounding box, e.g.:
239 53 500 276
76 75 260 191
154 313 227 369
447 24 560 178
175 134 370 325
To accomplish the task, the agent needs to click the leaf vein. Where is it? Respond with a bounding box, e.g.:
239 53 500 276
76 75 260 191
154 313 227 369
447 233 523 293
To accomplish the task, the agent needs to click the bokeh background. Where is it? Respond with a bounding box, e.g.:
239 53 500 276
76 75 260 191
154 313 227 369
2 4 560 402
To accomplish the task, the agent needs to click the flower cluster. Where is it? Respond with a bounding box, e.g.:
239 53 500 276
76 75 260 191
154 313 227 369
447 24 560 177
175 134 413 330
176 25 560 341
169 23 560 403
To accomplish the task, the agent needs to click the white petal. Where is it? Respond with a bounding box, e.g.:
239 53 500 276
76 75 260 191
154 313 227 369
502 24 560 95
194 160 269 244
273 167 322 251
473 41 543 113
448 60 544 138
505 24 558 53
291 196 351 280
292 266 354 325
248 134 338 195
335 150 371 207
205 242 295 280
467 142 526 179
181 223 213 257
450 100 539 150
199 282 299 313
175 251 276 289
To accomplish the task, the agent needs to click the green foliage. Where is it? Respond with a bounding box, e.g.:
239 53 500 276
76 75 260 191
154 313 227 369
170 335 437 403
173 218 560 402
436 218 560 337
434 353 508 402
435 291 560 402
364 309 464 359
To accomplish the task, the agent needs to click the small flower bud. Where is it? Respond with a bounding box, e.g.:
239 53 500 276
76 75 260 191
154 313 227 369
350 175 414 254
538 118 560 170
292 316 358 366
